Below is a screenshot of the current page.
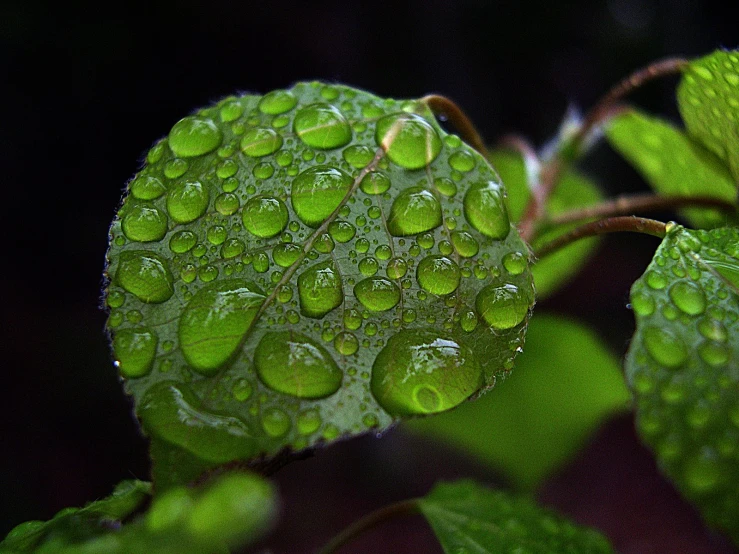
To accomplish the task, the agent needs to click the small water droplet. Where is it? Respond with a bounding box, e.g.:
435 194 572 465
375 113 442 169
359 257 379 276
292 166 352 227
297 409 322 435
669 281 706 315
328 220 356 243
386 257 408 279
386 187 442 236
255 330 343 398
297 261 343 318
642 326 687 368
343 145 375 168
371 329 483 416
258 90 298 115
630 290 655 316
122 205 168 242
168 117 222 158
261 407 291 437
334 331 359 355
116 251 174 303
416 256 460 295
233 379 253 401
475 283 531 330
167 180 210 224
240 127 283 157
697 340 730 366
360 171 391 195
683 451 722 494
448 150 476 172
179 280 265 374
294 103 352 149
130 175 166 200
273 243 303 267
354 277 400 312
113 327 158 378
502 252 527 275
221 238 245 259
697 317 728 342
464 181 509 240
645 270 668 290
242 196 288 238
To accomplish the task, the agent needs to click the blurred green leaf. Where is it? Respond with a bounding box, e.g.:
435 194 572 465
418 480 615 553
1 472 277 554
678 49 739 182
406 313 630 491
490 150 603 298
606 109 736 228
105 83 535 488
626 224 739 545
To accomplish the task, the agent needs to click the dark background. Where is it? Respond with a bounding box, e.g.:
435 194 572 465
1 1 736 552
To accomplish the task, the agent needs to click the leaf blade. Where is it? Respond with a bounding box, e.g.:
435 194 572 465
626 224 739 545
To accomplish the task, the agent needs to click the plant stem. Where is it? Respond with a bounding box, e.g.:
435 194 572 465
516 57 689 243
535 216 667 259
422 95 489 157
318 499 421 554
548 193 737 224
576 57 689 148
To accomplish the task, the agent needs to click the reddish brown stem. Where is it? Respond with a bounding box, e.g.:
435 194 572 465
422 95 489 157
549 193 737 225
319 499 421 554
535 216 667 259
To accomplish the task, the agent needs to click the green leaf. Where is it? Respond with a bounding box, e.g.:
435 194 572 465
0 480 151 552
418 480 615 553
1 472 277 554
626 224 739 545
104 83 535 487
678 49 739 182
606 109 737 228
406 313 630 490
489 150 603 299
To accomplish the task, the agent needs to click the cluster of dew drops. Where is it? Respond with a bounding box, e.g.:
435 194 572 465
628 225 739 505
105 82 534 449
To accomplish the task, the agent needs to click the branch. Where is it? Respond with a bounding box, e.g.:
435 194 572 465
535 216 667 259
318 499 421 554
549 193 737 225
421 95 489 157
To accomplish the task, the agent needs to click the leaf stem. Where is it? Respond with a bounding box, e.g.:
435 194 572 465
517 57 689 243
576 57 689 148
421 95 489 157
548 193 737 225
318 498 421 554
535 216 667 259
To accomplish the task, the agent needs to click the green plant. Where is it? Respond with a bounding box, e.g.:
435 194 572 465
2 48 738 553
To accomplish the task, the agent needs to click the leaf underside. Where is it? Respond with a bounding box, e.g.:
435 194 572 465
104 82 535 487
626 224 739 544
418 480 615 553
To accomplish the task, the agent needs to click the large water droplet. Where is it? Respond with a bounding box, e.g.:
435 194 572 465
139 381 256 462
297 261 343 318
113 327 158 378
240 127 283 157
179 280 265 374
255 330 342 399
416 256 460 295
669 281 706 315
258 90 297 115
463 181 509 240
116 251 174 303
167 180 210 224
475 283 530 330
375 113 442 169
354 277 401 311
122 205 168 242
370 329 483 416
293 103 352 149
291 166 352 227
642 326 688 368
168 117 222 158
386 186 442 236
242 196 288 238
